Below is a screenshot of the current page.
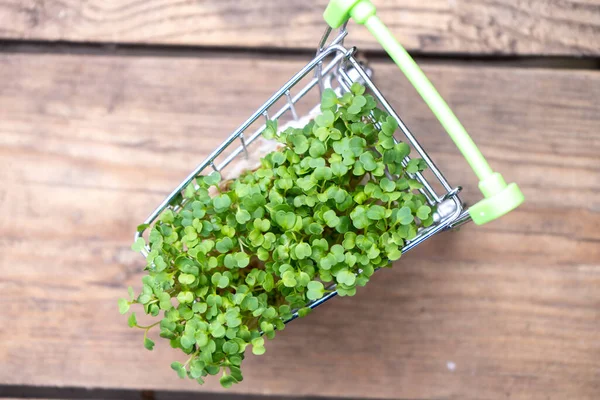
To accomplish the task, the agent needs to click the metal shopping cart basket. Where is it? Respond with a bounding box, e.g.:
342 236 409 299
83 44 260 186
134 0 525 322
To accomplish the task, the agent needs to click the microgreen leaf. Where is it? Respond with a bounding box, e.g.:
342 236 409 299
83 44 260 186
177 291 194 304
131 237 145 252
118 298 130 315
204 171 221 186
315 110 335 127
306 281 325 301
128 312 137 327
297 307 312 318
321 88 338 110
213 195 232 213
309 141 326 158
337 269 356 286
263 119 278 140
351 82 366 95
347 95 366 114
171 362 186 379
359 152 377 172
251 337 266 355
144 337 155 351
417 205 432 220
290 134 309 154
216 237 234 253
282 270 297 288
323 210 340 228
294 243 312 260
236 209 252 224
380 178 396 193
397 206 414 226
406 158 427 174
366 205 386 220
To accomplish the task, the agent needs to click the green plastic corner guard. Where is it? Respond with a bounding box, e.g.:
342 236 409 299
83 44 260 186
323 0 524 225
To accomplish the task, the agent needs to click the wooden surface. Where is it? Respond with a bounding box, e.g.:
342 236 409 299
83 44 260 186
1 0 599 55
0 50 599 400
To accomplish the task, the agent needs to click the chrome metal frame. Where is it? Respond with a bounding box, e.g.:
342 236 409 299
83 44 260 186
134 26 471 323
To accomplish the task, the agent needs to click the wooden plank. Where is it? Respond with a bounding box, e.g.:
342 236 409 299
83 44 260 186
0 52 599 400
0 0 599 56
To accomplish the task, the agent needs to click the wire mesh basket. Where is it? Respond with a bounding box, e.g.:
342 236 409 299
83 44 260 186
134 0 524 323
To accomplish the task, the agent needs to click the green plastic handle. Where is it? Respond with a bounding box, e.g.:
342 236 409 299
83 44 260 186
324 0 524 225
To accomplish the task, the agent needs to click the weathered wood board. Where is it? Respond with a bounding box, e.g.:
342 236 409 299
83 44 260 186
0 52 599 400
0 0 599 55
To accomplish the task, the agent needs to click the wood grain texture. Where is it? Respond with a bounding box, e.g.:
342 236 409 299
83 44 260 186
0 0 599 56
0 52 599 400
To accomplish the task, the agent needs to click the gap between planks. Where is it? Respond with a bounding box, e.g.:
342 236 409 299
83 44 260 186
0 39 598 72
0 384 418 400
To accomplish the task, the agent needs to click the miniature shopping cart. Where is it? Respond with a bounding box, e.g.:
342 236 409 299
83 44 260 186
134 0 524 322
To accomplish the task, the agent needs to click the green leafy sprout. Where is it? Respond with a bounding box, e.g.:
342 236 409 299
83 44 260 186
120 82 433 387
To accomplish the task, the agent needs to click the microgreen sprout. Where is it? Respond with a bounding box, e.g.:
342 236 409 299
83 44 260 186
120 82 433 387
